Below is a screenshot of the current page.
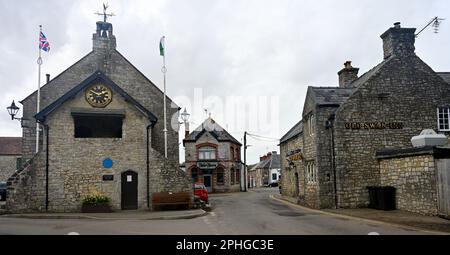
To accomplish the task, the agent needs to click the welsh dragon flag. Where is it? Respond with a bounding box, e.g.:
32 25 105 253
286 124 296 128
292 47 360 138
159 36 165 56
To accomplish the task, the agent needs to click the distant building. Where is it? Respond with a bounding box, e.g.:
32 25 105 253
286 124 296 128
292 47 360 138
280 22 450 214
0 137 22 182
248 151 280 188
183 118 243 193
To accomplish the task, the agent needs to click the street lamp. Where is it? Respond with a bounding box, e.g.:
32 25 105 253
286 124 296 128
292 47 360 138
180 108 190 123
180 108 190 138
7 100 21 121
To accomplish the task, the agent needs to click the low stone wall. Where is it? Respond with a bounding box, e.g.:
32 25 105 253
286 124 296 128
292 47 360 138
378 148 438 216
0 155 20 182
6 153 46 213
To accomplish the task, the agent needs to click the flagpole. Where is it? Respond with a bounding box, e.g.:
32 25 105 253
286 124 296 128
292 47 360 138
36 25 43 153
161 36 168 159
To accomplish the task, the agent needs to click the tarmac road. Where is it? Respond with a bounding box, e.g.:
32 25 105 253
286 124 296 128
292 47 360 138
0 188 427 235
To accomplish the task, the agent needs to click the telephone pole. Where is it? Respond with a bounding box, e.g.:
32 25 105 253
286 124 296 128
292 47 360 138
244 131 247 192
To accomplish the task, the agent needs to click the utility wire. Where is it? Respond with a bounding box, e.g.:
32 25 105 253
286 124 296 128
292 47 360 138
246 132 280 142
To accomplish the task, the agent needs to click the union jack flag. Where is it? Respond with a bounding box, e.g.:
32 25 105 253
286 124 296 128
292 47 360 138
39 31 50 52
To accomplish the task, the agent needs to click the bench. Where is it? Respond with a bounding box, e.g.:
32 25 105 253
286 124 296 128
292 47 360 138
152 192 192 211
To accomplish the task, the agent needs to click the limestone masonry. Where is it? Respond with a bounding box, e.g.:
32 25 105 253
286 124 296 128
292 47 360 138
6 19 191 213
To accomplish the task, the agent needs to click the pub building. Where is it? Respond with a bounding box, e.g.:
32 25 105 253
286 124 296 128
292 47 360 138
6 15 191 212
183 117 243 193
279 22 450 214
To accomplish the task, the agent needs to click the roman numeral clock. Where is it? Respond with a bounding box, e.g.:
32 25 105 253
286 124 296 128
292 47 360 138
85 84 113 108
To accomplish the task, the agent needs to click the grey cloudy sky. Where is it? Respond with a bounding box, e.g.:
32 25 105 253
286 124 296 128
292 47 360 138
0 0 449 164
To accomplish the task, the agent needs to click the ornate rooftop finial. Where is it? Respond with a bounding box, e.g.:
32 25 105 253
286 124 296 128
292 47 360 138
95 2 115 23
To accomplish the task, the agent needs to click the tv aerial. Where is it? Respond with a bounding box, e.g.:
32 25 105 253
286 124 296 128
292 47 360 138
416 16 445 38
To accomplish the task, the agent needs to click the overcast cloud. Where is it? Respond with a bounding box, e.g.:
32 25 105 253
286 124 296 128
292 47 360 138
0 0 449 164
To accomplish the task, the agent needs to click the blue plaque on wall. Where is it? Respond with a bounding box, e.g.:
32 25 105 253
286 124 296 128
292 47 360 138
103 158 113 169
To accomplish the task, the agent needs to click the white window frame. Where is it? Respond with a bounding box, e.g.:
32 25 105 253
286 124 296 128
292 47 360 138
438 107 450 131
309 114 315 137
198 146 216 160
306 161 317 183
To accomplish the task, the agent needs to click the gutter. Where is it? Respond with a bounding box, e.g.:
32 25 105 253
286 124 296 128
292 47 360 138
146 124 152 209
41 123 50 211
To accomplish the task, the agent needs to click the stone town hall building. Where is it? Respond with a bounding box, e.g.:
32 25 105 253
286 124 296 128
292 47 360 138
280 23 450 213
6 19 191 212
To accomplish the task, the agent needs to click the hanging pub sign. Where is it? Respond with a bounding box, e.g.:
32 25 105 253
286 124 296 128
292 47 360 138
287 148 303 162
344 122 403 130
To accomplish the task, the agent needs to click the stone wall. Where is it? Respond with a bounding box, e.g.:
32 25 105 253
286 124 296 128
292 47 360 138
0 155 20 182
7 87 191 212
21 26 180 165
279 133 304 200
379 154 438 215
315 106 338 208
334 55 450 208
6 154 46 213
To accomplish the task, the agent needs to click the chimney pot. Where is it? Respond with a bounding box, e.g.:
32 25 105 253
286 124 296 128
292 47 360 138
394 22 401 28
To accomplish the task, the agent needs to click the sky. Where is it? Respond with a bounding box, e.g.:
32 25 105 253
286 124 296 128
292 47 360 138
0 0 449 164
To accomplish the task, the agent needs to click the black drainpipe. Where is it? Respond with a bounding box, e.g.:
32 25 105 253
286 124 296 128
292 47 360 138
326 114 338 209
42 123 50 211
146 123 152 209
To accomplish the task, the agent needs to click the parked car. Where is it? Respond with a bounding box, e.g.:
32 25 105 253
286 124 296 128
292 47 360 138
0 182 6 201
194 182 208 203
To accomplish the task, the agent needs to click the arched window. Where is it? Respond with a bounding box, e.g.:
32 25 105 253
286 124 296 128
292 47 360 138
198 146 216 160
216 167 224 185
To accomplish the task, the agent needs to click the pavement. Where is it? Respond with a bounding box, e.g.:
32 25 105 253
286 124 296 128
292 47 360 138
0 208 207 220
0 188 445 234
273 193 450 234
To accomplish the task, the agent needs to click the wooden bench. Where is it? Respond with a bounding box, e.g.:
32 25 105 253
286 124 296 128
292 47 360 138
152 192 192 211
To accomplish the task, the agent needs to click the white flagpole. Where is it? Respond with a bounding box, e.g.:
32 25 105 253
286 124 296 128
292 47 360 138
161 36 168 158
36 25 43 153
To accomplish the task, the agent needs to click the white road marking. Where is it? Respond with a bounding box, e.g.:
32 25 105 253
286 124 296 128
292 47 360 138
67 232 80 235
368 232 380 235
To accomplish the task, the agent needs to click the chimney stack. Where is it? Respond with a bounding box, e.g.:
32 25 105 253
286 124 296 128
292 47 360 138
338 61 359 88
380 22 416 60
46 74 50 83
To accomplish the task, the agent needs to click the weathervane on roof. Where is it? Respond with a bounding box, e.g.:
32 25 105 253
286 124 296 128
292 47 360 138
95 3 115 23
416 16 445 38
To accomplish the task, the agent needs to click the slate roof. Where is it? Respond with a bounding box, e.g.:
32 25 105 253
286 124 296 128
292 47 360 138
438 72 450 85
348 60 389 89
0 137 22 155
35 70 158 124
310 87 355 106
183 118 242 146
250 153 281 171
279 120 303 144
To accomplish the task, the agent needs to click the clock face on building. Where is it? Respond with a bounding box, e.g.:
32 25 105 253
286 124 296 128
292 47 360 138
85 84 113 108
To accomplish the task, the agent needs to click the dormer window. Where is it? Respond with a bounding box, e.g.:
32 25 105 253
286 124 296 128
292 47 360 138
198 146 216 160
